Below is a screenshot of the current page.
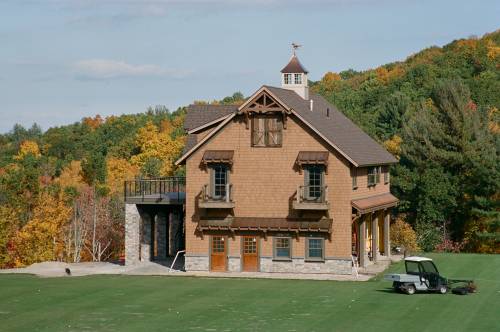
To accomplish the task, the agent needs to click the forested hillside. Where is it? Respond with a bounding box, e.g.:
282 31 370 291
311 30 499 252
0 31 498 268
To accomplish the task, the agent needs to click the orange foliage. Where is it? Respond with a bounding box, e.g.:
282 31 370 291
83 115 104 130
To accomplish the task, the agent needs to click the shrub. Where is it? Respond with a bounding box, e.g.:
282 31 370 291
435 239 467 253
391 218 419 255
415 222 442 252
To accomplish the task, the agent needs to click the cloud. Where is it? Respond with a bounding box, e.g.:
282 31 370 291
73 59 192 80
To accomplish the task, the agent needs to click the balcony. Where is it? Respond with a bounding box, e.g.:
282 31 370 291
199 183 235 209
124 177 185 205
293 185 329 210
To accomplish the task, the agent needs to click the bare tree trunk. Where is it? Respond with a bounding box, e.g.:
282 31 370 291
92 186 97 262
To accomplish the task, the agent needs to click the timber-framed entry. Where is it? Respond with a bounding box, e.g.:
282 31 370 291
210 235 227 272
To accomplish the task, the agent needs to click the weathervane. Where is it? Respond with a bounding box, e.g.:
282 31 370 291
291 43 302 55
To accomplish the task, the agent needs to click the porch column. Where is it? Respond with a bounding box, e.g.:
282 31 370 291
359 217 367 268
157 211 168 260
384 212 391 258
169 210 183 256
141 212 153 261
125 204 141 265
371 213 378 263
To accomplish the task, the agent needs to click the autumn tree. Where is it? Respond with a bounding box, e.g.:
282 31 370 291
10 192 71 266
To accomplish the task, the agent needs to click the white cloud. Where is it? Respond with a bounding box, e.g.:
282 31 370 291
73 59 192 80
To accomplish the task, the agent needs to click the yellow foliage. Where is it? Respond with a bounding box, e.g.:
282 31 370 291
383 135 402 157
485 39 500 60
11 192 71 266
131 121 184 176
320 72 342 91
14 140 41 160
391 218 419 254
106 158 139 195
83 115 104 130
56 161 85 191
487 107 500 134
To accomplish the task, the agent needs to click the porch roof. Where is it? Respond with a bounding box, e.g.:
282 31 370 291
197 217 332 233
351 193 398 214
202 150 234 164
295 151 329 166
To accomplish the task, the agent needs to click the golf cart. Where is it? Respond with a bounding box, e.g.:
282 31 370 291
384 256 476 295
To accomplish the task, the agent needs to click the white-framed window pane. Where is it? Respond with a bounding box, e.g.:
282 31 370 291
294 73 302 84
284 74 292 84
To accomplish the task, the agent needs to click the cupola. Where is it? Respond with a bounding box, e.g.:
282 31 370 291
281 45 309 100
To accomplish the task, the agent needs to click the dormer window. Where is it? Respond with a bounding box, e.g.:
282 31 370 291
284 73 292 85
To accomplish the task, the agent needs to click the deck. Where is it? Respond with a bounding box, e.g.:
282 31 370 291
124 177 186 205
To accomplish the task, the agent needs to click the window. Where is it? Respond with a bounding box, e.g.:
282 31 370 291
326 108 330 117
274 237 291 260
210 164 228 199
384 166 390 184
352 167 358 190
284 73 292 85
305 165 324 200
294 73 302 84
367 166 381 187
306 238 324 261
251 116 283 147
212 236 225 253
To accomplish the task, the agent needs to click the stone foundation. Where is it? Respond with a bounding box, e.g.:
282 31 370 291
228 257 241 272
185 255 209 271
259 257 352 274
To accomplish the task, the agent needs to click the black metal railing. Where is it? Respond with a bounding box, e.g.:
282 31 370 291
124 177 185 202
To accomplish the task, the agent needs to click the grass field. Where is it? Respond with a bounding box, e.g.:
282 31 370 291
0 253 499 332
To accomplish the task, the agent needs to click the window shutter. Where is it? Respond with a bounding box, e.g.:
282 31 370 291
252 117 265 146
376 166 381 184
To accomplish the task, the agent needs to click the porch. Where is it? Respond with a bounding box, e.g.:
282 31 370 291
351 193 399 268
124 177 186 265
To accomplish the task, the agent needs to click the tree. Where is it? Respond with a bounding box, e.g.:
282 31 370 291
10 192 71 266
398 79 499 247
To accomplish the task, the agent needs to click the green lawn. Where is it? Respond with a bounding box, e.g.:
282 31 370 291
0 253 499 332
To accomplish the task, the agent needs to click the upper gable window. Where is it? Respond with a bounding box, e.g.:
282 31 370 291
252 115 283 147
294 73 302 84
284 74 292 85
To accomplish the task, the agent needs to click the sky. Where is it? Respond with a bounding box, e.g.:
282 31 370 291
0 0 499 133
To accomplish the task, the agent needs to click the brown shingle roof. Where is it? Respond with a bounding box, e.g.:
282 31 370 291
183 104 237 131
281 55 308 74
183 134 197 154
179 86 397 167
352 193 399 214
296 151 329 166
265 86 398 166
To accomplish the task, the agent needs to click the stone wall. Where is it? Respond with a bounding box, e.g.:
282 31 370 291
228 257 241 272
260 257 352 275
185 254 209 271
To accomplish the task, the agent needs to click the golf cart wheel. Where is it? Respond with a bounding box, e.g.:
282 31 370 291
405 284 416 295
438 285 448 294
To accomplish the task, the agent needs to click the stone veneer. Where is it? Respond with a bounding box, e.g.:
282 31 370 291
125 204 140 265
228 257 241 272
259 257 352 275
157 211 168 260
185 254 209 271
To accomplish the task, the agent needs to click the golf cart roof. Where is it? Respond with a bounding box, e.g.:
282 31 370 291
404 256 433 262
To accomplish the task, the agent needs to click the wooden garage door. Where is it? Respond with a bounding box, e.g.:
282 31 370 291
242 236 259 272
210 236 227 272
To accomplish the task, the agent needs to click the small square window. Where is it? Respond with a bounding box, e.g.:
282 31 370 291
294 73 302 85
274 237 291 260
284 74 292 85
306 238 324 261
